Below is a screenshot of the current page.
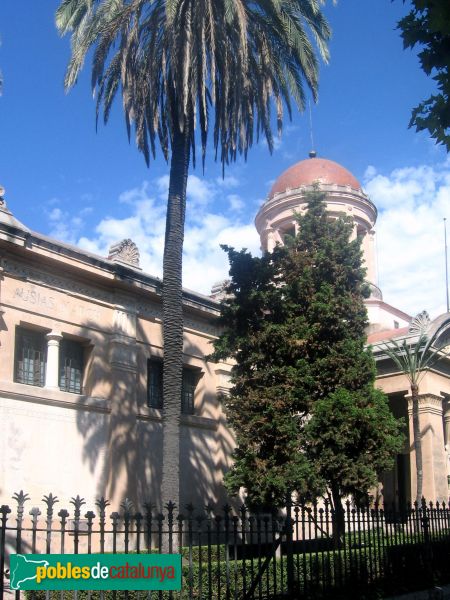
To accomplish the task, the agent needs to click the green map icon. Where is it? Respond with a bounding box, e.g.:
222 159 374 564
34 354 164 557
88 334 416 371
10 555 49 590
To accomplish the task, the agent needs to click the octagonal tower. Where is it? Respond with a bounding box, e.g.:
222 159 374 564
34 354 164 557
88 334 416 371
255 154 379 290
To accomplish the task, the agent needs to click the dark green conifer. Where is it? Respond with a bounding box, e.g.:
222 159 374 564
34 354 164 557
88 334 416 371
212 187 404 529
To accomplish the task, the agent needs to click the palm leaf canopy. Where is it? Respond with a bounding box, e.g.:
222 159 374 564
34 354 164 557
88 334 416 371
56 0 331 167
374 313 450 386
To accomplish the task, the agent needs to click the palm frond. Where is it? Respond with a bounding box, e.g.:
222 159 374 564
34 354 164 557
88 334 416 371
56 0 331 167
374 314 450 388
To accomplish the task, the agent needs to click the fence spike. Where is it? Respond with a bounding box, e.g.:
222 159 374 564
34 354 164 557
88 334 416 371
143 501 155 516
95 497 111 513
42 493 59 509
12 490 30 508
120 497 134 515
70 495 86 516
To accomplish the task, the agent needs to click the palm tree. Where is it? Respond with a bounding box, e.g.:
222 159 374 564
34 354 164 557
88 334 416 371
374 311 450 504
55 0 331 511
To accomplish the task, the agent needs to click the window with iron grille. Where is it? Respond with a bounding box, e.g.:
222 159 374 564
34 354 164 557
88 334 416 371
59 339 84 394
181 368 200 415
14 328 47 387
147 359 163 409
147 361 201 413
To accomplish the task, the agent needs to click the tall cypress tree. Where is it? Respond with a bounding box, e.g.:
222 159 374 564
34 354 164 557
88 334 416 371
213 188 403 530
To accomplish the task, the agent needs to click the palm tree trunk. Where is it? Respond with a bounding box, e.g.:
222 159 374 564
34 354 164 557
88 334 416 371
161 125 190 524
411 383 423 504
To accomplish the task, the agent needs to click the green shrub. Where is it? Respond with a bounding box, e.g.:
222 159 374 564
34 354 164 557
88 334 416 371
25 538 450 600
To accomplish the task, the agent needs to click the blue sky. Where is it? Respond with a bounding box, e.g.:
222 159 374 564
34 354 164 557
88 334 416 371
0 0 449 318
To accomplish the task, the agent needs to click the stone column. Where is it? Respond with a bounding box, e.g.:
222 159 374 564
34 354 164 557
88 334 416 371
443 400 450 491
263 227 277 253
105 306 139 508
408 394 448 503
364 229 377 285
45 331 63 389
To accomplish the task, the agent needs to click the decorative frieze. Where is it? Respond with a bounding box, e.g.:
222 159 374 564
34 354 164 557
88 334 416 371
4 260 113 304
407 393 444 417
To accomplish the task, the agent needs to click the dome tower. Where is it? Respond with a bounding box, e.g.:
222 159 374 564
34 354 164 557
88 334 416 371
255 154 379 292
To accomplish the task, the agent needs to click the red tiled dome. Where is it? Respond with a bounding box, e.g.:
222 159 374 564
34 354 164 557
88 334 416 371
269 157 361 198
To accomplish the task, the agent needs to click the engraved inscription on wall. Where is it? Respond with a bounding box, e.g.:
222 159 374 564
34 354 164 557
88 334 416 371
14 286 56 310
11 284 102 322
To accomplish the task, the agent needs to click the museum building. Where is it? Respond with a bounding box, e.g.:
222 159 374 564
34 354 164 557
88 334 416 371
1 154 450 509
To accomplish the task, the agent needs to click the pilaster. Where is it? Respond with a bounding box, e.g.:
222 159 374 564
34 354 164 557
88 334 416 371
408 394 448 502
214 367 232 397
444 400 450 492
362 229 377 286
105 306 139 507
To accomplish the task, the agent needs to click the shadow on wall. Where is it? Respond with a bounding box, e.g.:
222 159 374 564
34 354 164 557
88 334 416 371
73 314 235 514
73 315 161 511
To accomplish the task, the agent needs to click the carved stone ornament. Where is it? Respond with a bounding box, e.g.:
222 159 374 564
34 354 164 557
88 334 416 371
408 310 431 336
0 185 6 209
108 239 140 267
210 279 231 301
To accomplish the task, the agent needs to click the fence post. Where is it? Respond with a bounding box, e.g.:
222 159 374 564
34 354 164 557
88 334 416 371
421 498 434 585
43 493 58 554
421 498 434 588
285 499 295 598
0 505 11 600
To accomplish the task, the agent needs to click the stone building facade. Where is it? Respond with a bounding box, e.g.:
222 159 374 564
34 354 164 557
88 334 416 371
1 154 450 509
0 194 234 509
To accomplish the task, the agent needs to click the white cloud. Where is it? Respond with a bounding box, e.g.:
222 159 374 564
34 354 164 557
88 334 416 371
227 194 245 212
48 160 450 319
215 175 240 189
365 160 450 318
154 174 216 211
262 136 282 151
187 175 216 208
74 176 260 295
364 165 377 180
46 204 92 244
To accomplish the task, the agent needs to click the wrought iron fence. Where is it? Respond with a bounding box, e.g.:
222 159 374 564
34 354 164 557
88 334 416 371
1 492 450 599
